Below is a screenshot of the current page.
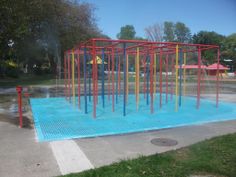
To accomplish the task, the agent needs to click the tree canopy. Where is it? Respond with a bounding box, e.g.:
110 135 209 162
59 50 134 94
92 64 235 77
145 23 164 42
163 22 175 42
145 21 191 43
192 31 225 45
174 22 191 43
0 0 104 76
117 25 136 40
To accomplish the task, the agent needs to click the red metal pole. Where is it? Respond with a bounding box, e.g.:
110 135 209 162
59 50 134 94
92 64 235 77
92 40 96 118
118 56 121 95
150 50 154 113
16 86 23 128
95 51 98 105
143 58 146 99
108 54 110 101
216 48 220 108
112 48 115 112
197 47 201 109
171 56 174 100
68 53 71 102
165 54 169 103
201 70 204 95
64 53 67 99
77 50 81 109
159 49 163 108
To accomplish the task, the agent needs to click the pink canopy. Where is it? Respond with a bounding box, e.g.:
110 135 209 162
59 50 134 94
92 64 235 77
177 63 229 70
206 63 229 70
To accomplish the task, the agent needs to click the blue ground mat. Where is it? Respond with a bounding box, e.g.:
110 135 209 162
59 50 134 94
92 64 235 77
30 94 236 142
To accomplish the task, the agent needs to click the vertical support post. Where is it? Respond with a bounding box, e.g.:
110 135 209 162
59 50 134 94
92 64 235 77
136 47 140 110
216 48 220 108
77 49 81 109
72 49 75 106
88 55 91 102
64 52 67 99
159 49 163 108
108 54 110 101
175 45 179 112
112 47 115 112
102 48 105 108
115 52 119 104
165 54 169 103
118 56 121 96
68 52 71 102
135 48 137 110
150 48 154 113
83 47 88 114
143 58 146 99
135 52 137 104
126 54 129 102
171 56 174 100
197 47 201 109
146 53 150 105
183 52 186 98
123 43 127 116
92 40 96 118
95 50 98 105
16 86 23 128
179 49 183 107
153 53 156 97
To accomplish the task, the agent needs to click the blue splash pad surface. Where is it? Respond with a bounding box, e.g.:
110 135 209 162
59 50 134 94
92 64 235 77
30 94 236 142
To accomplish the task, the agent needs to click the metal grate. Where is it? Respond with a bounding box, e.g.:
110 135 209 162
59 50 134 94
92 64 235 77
151 138 178 146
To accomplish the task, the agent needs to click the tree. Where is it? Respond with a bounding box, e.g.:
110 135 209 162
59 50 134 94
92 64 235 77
221 33 236 71
163 21 175 42
117 25 136 40
192 31 225 64
0 0 104 77
192 31 224 45
146 21 191 42
174 22 191 43
145 23 164 42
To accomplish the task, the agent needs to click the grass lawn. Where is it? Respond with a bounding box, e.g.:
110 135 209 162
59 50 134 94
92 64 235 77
0 74 56 87
62 133 236 177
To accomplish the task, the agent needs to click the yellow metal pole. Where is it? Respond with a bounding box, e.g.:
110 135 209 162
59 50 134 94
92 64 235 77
153 53 157 97
183 52 186 97
175 45 179 112
72 49 75 106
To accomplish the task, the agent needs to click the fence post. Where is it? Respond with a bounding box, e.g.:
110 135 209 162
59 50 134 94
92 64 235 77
16 86 23 128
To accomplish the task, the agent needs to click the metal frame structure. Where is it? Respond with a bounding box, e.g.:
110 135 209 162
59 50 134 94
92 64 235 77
64 38 220 118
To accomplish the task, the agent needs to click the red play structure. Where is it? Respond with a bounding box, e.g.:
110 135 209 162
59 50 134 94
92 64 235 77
64 38 220 118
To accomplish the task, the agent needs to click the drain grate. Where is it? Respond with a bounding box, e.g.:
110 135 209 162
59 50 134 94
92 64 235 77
151 138 178 146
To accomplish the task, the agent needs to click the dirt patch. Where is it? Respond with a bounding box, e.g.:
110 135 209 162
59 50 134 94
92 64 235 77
174 148 191 161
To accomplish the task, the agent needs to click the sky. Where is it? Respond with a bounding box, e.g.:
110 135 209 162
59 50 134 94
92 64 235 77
82 0 236 39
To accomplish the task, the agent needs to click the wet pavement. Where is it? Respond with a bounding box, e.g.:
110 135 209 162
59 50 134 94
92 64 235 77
0 86 65 129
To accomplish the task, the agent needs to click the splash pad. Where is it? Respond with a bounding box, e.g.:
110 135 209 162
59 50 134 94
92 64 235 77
30 39 236 141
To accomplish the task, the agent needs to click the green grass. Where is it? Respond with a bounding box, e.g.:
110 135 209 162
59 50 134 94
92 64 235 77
0 74 56 87
61 133 236 177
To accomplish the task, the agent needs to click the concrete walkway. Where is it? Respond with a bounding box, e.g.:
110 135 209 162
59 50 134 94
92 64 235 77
75 120 236 168
0 122 60 177
0 119 236 177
